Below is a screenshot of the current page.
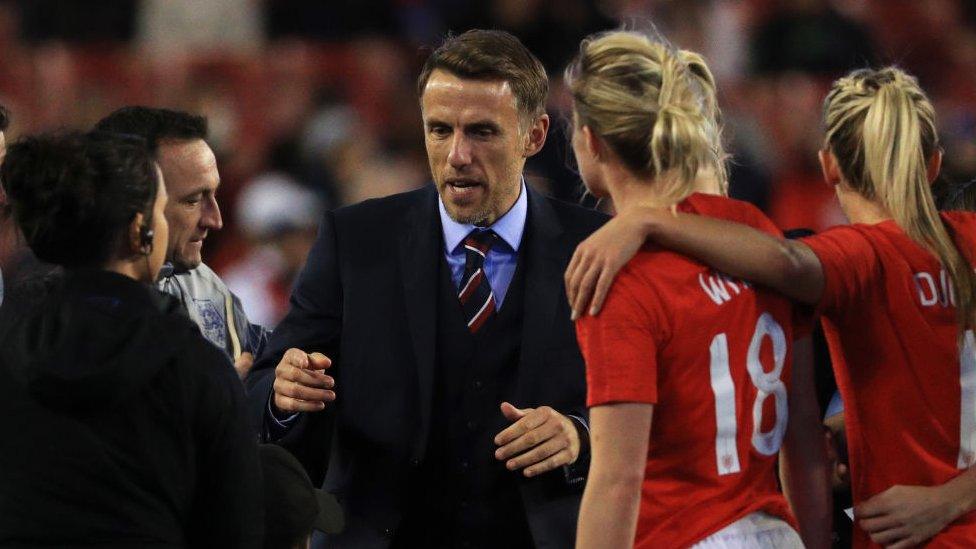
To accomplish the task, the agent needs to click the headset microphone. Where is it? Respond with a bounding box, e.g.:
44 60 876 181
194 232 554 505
139 225 154 254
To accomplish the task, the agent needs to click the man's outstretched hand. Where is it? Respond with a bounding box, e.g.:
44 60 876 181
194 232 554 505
272 348 336 414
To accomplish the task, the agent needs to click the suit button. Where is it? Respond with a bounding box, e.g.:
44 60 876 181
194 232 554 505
472 379 483 389
460 460 470 471
460 499 469 509
466 420 477 431
383 527 394 538
410 458 420 468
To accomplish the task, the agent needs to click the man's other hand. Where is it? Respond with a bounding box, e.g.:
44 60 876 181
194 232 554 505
494 402 580 477
272 348 336 414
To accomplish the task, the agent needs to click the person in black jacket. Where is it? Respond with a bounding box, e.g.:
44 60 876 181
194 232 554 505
0 131 263 547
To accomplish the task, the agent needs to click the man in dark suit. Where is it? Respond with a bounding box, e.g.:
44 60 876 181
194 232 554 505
246 29 606 548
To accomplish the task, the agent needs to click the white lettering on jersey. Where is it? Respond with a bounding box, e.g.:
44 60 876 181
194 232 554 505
699 271 752 306
914 269 956 309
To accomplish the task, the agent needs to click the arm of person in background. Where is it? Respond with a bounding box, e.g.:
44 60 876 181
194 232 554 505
189 341 265 548
780 336 832 549
855 463 976 547
565 206 825 319
575 403 652 549
244 210 343 444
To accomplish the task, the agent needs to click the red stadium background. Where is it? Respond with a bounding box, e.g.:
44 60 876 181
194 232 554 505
0 0 972 326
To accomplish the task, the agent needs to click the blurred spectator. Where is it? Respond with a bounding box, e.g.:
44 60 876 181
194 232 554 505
224 173 324 328
0 0 971 279
14 0 137 44
266 0 397 40
297 93 358 206
138 0 263 56
486 0 615 71
750 0 875 75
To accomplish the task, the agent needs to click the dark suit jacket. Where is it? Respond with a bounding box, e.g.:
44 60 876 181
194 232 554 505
247 184 607 548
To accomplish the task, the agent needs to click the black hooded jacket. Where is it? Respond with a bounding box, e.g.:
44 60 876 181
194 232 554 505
0 270 263 548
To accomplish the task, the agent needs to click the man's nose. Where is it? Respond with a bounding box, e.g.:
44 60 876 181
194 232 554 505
201 196 223 231
448 134 472 169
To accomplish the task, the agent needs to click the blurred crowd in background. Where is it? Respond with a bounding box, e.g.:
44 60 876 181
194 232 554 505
0 0 973 328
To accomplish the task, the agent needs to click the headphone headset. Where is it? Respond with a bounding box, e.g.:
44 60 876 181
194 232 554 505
139 224 154 255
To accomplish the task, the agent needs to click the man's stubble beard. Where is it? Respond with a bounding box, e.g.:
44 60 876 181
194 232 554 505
447 199 493 226
441 167 522 227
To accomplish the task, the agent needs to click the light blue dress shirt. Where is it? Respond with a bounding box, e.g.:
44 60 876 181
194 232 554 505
439 182 527 308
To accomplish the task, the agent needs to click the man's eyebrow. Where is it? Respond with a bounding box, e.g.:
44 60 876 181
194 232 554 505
465 120 502 132
178 185 212 200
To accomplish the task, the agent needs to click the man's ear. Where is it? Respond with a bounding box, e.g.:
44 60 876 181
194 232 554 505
127 212 146 256
523 113 549 158
927 149 943 185
818 149 842 187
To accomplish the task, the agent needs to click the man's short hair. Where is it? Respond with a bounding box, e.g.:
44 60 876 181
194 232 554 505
93 106 207 155
0 104 9 132
417 29 548 119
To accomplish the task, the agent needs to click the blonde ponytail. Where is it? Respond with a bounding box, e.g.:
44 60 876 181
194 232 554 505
825 67 976 332
565 31 727 200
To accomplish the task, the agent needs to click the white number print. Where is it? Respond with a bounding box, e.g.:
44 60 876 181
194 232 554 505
709 312 789 476
959 330 976 469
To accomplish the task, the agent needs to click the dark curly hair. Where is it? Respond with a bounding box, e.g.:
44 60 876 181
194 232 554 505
0 131 159 268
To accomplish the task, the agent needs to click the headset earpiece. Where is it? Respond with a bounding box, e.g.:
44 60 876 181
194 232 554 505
139 225 154 254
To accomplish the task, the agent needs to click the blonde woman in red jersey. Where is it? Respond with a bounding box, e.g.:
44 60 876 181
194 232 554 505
568 67 976 548
566 31 831 549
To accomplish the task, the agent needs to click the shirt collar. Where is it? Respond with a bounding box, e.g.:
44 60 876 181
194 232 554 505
439 179 527 254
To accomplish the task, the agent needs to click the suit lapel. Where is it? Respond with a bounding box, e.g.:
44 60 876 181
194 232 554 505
516 188 566 403
398 185 441 453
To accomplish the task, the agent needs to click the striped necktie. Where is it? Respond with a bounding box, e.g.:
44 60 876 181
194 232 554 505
458 230 498 333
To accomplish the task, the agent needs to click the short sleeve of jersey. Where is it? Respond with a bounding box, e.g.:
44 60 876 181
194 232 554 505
800 226 881 315
576 262 666 407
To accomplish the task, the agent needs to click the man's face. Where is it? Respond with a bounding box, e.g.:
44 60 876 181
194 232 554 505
421 69 548 225
156 139 222 270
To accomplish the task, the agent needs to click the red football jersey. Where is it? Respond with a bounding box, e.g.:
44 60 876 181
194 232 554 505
577 194 798 549
802 212 976 549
